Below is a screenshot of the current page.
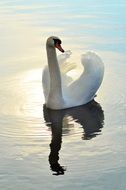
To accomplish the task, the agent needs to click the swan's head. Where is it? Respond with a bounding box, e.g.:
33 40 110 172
46 36 64 53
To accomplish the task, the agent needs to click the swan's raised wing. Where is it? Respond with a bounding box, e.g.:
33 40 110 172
63 52 104 108
58 50 72 65
58 50 76 74
59 51 78 89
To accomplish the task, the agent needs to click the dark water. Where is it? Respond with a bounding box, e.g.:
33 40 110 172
0 0 126 189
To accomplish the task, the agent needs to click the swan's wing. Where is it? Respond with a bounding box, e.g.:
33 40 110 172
80 51 104 98
81 51 104 76
63 51 104 107
58 50 77 86
58 50 77 74
57 50 72 65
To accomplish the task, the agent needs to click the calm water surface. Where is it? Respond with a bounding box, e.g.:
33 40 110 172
0 0 126 189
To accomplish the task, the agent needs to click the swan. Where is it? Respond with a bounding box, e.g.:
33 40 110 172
42 36 104 110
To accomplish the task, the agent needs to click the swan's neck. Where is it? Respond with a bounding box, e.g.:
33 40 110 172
46 45 64 109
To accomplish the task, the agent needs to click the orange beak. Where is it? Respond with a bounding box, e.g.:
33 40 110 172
55 43 64 53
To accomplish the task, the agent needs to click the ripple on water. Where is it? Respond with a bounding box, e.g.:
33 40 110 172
0 69 50 144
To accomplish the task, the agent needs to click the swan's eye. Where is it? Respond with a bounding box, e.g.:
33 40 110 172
53 39 62 45
53 38 64 53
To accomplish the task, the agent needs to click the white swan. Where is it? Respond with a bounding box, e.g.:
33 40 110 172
42 36 104 110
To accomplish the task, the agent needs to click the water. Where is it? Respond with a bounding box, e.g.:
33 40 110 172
0 0 126 189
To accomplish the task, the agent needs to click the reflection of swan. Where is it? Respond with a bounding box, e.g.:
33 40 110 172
43 100 104 175
42 36 104 110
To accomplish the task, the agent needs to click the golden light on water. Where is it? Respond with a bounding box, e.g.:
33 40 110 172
18 68 45 118
2 68 51 158
1 68 44 120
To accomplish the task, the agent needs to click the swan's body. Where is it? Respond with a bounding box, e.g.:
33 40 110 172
42 36 104 110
